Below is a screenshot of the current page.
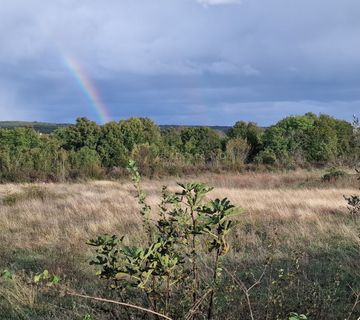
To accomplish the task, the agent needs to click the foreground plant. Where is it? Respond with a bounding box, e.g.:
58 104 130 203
87 160 241 319
344 168 360 218
288 312 307 320
0 268 60 318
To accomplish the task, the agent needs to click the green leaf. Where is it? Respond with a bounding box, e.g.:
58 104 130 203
33 274 41 283
42 269 49 279
51 275 61 284
1 269 13 280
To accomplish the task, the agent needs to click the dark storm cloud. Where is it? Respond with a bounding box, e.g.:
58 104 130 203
0 0 359 125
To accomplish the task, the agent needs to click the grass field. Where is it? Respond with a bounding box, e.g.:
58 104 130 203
0 170 359 319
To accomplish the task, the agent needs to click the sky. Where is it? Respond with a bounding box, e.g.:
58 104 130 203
0 0 360 126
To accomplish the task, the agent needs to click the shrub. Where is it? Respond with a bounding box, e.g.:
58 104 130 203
131 143 161 177
225 138 251 165
254 148 277 165
68 147 104 179
322 168 347 182
227 121 263 160
87 161 241 319
345 195 360 217
344 168 360 217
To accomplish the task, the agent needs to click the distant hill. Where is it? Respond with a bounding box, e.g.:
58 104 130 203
159 125 231 134
0 121 231 134
0 121 69 134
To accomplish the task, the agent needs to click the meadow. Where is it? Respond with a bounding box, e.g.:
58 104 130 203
0 169 359 319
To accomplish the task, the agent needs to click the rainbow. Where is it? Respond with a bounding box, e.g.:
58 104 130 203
63 54 111 124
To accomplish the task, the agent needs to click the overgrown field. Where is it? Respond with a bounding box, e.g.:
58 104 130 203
0 170 359 319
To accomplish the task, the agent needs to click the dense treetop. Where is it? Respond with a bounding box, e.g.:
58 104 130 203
0 113 358 181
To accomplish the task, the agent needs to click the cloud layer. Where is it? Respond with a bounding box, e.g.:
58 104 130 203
0 0 359 125
197 0 242 6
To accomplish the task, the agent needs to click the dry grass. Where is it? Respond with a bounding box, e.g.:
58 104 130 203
0 171 358 260
0 272 37 314
0 171 359 319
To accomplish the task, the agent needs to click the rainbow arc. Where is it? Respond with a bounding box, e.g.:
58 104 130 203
64 54 111 124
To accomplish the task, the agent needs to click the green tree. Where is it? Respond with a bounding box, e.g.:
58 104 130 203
351 115 360 163
119 117 161 152
55 117 101 151
0 127 65 181
306 115 338 163
261 126 289 163
227 121 262 160
259 113 354 165
261 114 315 164
180 127 222 163
68 147 103 179
332 117 353 157
97 121 128 168
161 128 183 152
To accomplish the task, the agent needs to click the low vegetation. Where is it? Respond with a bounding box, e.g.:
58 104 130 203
0 169 359 319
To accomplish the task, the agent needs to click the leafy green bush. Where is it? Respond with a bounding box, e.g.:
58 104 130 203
87 161 241 319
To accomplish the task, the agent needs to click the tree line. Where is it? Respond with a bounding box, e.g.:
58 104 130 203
0 113 359 182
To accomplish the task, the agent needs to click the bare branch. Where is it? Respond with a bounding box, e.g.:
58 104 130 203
66 291 173 320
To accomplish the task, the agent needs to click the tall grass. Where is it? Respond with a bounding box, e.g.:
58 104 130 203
0 170 359 319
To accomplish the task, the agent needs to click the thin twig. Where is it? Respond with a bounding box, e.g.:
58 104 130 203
207 248 220 320
223 266 267 320
347 285 360 320
185 289 213 320
66 290 173 320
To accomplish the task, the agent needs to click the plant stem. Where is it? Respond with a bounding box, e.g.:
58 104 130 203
165 275 170 314
207 248 220 320
190 206 198 307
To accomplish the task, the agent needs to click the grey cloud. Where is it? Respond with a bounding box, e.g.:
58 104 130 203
0 0 359 124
